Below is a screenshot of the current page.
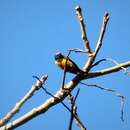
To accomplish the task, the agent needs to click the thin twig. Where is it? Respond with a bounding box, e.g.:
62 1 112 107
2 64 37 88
41 87 72 112
68 48 87 53
68 89 80 130
61 50 71 89
68 89 86 130
33 75 87 128
75 5 92 56
40 82 87 130
91 59 106 68
83 12 109 72
68 109 74 130
80 82 125 122
1 60 129 130
68 94 75 130
58 50 86 130
33 76 71 113
1 5 130 130
117 93 125 122
105 58 130 74
91 58 130 75
87 61 130 79
94 12 109 55
73 89 80 103
0 75 48 127
1 65 127 130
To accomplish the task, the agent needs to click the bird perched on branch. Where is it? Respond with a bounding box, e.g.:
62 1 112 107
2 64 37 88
54 52 83 74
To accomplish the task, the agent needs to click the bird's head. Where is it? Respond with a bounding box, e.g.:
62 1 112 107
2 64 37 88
54 52 64 61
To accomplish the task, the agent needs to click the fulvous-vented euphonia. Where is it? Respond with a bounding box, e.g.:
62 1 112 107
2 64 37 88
54 52 83 74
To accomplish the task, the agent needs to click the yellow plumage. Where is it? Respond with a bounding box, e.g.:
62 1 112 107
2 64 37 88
54 52 83 74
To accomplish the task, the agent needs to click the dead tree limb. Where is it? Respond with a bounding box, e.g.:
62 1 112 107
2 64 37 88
80 82 125 122
68 89 86 130
87 61 130 79
82 11 109 71
75 6 92 56
0 62 129 130
0 75 48 127
0 5 129 130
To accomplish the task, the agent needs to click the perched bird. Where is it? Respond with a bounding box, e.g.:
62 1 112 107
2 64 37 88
54 52 83 74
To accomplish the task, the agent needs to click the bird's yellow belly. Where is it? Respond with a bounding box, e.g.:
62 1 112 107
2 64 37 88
58 60 66 70
55 59 69 70
55 58 79 74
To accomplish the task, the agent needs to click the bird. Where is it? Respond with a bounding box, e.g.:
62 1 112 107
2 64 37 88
54 52 83 74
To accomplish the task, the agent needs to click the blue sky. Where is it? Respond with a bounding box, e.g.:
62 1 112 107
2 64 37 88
0 0 130 130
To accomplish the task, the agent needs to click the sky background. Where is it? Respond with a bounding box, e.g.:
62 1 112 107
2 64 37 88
0 0 130 130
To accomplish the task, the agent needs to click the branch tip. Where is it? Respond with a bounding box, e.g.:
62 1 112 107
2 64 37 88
104 11 110 21
41 74 48 82
75 5 81 12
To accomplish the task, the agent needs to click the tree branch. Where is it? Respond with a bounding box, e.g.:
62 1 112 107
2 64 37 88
94 12 109 55
87 61 130 79
68 89 86 130
1 60 130 130
75 5 92 56
80 82 125 122
0 75 48 127
0 5 129 130
83 12 109 71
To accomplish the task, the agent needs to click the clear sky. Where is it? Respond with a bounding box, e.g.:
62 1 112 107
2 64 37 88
0 0 130 130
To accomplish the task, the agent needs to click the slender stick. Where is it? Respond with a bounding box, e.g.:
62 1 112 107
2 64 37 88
105 58 130 74
75 5 92 56
0 75 48 127
80 82 125 122
68 48 87 53
0 5 129 130
68 89 86 130
91 58 130 74
87 61 130 79
83 12 109 71
94 12 109 55
61 51 71 89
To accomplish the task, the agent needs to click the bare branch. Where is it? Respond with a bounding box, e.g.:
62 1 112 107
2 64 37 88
83 12 109 71
87 61 130 79
75 5 92 56
41 84 87 129
91 58 130 75
68 92 76 130
68 89 86 130
61 50 71 89
94 12 109 55
0 5 129 130
33 76 72 113
68 48 86 53
0 75 48 127
0 73 84 130
1 61 129 130
91 59 106 68
80 82 125 122
73 107 86 130
105 58 130 74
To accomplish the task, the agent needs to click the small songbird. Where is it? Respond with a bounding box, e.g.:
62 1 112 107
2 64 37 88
54 52 83 74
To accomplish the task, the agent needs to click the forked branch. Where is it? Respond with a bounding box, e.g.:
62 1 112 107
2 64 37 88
83 11 109 71
0 75 48 127
0 5 129 130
